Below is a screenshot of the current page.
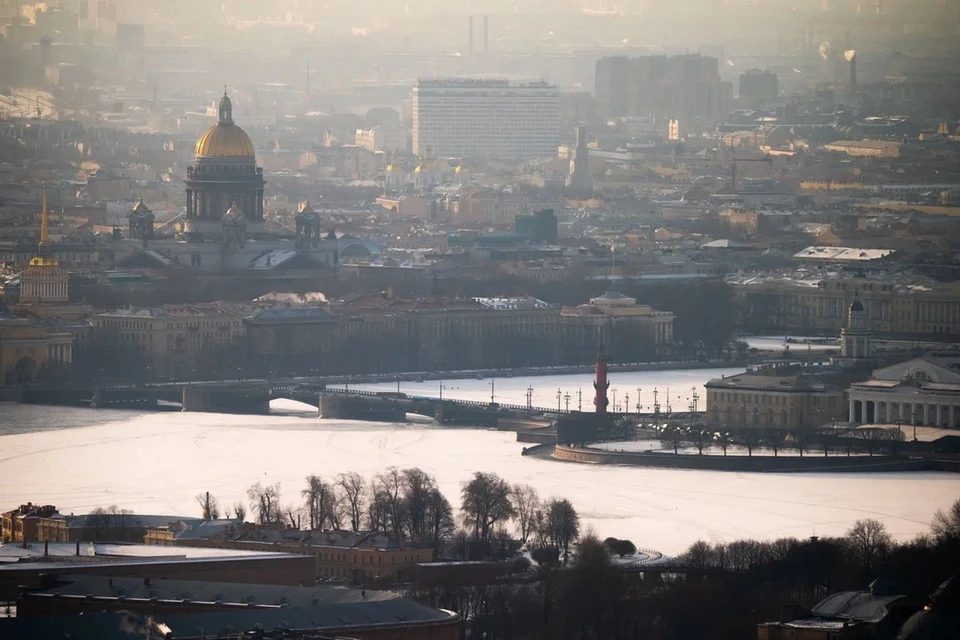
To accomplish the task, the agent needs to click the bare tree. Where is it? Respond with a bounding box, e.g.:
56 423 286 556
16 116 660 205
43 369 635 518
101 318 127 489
302 475 339 531
284 504 302 529
791 430 809 457
373 467 407 541
685 428 711 455
336 472 367 532
247 481 282 525
195 492 221 521
85 505 137 542
232 502 246 521
931 497 960 543
423 488 455 557
402 467 437 542
660 425 684 454
544 497 580 559
855 427 891 456
736 430 763 457
367 488 392 532
511 484 541 544
461 471 515 542
681 540 714 572
845 519 892 576
716 430 733 456
763 429 787 457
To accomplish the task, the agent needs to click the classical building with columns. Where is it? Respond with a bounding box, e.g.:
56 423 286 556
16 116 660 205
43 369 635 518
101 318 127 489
847 355 960 428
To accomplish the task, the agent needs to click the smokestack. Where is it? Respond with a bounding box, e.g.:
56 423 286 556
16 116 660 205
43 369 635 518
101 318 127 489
468 16 474 56
483 16 489 55
845 50 857 97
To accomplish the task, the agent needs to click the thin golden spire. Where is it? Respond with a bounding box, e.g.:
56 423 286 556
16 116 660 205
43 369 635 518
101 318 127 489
39 185 50 249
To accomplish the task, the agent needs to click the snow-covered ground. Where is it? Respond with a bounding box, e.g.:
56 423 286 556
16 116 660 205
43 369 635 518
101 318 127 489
1 401 957 555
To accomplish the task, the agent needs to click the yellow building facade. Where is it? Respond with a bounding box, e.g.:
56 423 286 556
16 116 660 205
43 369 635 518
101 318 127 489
91 304 248 380
705 369 846 430
0 319 73 385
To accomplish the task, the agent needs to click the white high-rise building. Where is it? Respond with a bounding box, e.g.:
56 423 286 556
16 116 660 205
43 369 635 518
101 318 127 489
412 79 560 159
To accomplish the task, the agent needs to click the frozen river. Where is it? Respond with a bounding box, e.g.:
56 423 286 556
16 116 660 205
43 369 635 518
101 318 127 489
335 366 746 413
1 367 958 555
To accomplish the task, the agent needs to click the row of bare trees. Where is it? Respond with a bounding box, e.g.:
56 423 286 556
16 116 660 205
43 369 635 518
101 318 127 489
197 470 583 561
659 425 905 457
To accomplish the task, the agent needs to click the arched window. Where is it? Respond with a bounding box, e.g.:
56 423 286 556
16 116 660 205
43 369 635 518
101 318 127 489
752 407 761 426
780 409 788 427
725 406 732 426
711 406 719 425
766 408 774 426
739 405 746 427
797 410 804 427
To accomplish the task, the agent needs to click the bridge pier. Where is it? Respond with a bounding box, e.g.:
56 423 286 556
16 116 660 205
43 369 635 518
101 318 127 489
87 386 156 409
182 387 270 415
317 392 406 422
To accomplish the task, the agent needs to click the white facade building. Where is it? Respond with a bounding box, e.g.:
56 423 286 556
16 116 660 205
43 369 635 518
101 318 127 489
412 79 560 159
848 355 960 428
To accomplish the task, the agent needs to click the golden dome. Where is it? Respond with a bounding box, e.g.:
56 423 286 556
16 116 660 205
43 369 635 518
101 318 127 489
194 91 256 159
29 256 61 267
195 122 256 158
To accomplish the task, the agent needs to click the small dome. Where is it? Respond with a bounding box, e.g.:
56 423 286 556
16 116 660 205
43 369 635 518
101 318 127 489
131 198 151 214
850 294 864 312
222 202 246 223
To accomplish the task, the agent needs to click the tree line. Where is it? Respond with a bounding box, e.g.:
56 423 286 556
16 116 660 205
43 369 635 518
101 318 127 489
657 424 906 457
407 498 960 640
198 468 587 562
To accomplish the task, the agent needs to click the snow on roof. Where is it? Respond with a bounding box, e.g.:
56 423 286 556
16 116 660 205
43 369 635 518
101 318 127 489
472 296 552 310
793 246 894 261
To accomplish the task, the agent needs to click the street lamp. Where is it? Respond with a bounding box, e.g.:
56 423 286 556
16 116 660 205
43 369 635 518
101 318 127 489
636 387 642 413
439 381 445 401
578 387 582 412
612 388 618 413
490 379 495 404
526 386 533 410
625 392 630 414
557 388 562 412
564 392 571 412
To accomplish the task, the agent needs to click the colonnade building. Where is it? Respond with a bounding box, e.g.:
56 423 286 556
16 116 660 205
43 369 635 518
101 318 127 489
847 356 960 428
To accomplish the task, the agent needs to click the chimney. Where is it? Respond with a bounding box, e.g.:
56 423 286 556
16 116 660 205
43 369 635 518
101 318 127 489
483 16 489 55
75 539 80 556
468 16 474 56
44 540 48 557
849 52 857 97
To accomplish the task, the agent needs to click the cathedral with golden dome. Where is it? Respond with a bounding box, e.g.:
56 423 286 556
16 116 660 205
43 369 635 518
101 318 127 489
184 91 265 225
109 89 349 273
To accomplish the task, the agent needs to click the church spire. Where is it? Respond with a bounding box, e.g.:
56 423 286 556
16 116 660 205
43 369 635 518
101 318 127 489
39 186 50 253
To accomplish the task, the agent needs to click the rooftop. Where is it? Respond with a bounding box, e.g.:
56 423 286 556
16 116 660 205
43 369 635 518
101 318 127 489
793 246 895 261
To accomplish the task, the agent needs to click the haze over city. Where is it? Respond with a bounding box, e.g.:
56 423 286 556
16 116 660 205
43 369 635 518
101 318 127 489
0 1 959 639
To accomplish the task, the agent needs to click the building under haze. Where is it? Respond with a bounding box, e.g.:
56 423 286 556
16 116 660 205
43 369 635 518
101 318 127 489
595 54 732 126
412 79 560 159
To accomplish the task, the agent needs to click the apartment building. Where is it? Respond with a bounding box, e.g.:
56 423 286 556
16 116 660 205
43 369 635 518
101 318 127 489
412 79 560 158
